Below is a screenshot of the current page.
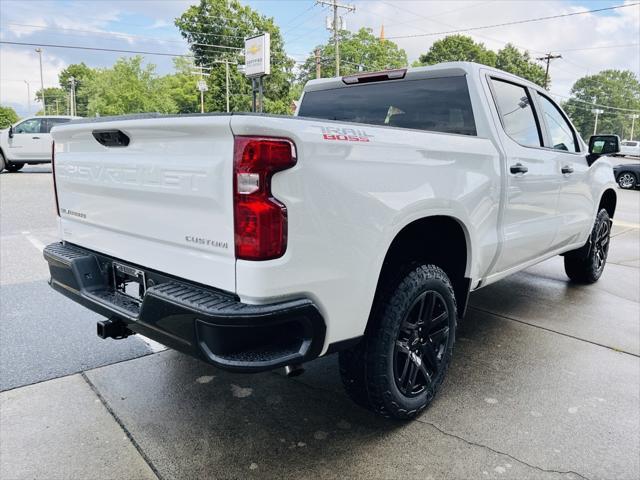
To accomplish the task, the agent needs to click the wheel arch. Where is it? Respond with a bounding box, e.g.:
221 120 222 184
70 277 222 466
599 188 617 219
368 215 472 329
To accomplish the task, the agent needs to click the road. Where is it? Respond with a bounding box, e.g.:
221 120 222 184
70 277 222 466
1 165 638 480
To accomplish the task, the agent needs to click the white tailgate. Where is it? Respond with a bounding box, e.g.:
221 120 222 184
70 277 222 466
52 115 236 293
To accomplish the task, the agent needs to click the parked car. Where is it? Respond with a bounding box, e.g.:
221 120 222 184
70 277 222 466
0 115 78 172
43 62 618 420
614 163 640 189
618 140 640 158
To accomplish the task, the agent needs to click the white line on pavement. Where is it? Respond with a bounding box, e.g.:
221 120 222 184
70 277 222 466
21 231 45 252
613 219 640 229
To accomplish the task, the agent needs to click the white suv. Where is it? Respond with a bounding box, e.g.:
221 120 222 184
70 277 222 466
619 140 640 158
0 116 78 172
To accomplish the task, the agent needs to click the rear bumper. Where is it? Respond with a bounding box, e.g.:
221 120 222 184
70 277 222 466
43 242 326 372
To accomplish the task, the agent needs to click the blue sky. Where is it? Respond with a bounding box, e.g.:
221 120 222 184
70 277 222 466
1 0 638 116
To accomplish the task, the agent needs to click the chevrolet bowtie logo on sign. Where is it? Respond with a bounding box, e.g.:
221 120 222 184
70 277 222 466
244 33 270 78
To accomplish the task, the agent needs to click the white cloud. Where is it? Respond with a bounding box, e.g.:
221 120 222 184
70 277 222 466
348 0 640 97
0 47 66 116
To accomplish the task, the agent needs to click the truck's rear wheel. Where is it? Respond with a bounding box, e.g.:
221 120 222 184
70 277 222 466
339 264 456 419
564 208 610 283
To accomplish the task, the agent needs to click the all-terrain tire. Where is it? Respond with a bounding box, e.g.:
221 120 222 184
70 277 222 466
339 264 457 420
564 208 611 284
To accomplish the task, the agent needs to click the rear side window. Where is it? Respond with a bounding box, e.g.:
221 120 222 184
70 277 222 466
490 78 541 147
298 76 477 136
44 118 72 133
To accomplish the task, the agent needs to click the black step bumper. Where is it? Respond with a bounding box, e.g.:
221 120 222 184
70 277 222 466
43 242 326 372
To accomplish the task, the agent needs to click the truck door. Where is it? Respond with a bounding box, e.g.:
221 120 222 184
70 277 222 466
487 77 563 273
534 92 594 249
7 118 49 161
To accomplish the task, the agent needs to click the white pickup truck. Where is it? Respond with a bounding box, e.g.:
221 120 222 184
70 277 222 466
0 116 77 172
44 62 618 419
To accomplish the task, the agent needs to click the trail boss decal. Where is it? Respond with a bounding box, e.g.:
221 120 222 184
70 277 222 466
320 126 373 142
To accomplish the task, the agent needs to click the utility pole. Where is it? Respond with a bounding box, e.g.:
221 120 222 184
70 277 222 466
317 0 355 76
225 60 230 113
69 76 76 116
592 108 604 135
35 48 46 113
315 48 322 79
536 53 562 90
630 114 639 140
23 80 31 115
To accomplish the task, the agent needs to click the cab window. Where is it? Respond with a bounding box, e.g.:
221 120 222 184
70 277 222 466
44 118 72 133
14 118 43 134
537 93 578 152
490 78 542 147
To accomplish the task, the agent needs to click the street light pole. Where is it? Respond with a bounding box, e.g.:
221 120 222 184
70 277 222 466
23 80 31 115
591 108 604 135
35 48 45 113
225 60 230 113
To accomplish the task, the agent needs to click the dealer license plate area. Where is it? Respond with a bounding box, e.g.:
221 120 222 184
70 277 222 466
113 262 146 301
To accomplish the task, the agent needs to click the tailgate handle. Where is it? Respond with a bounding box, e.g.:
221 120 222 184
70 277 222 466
92 129 130 147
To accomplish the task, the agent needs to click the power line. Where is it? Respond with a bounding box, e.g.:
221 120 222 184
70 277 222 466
0 40 194 58
560 43 640 53
386 3 639 40
3 22 246 44
281 4 317 33
550 93 640 113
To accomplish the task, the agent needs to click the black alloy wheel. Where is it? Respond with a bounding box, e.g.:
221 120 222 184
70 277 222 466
393 290 450 397
593 218 610 275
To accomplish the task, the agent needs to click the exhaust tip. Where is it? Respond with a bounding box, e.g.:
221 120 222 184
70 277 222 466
284 364 305 378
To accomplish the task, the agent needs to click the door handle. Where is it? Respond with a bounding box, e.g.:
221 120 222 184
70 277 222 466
32 136 40 139
510 163 528 175
561 165 574 174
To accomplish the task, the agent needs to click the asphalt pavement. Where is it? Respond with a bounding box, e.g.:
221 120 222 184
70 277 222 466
1 164 638 480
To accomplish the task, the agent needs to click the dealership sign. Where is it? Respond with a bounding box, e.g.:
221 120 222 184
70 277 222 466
244 33 270 78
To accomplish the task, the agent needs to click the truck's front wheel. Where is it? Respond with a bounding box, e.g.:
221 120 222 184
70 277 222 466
339 264 457 419
564 208 611 283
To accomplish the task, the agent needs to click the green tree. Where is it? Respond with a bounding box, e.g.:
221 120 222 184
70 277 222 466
58 63 95 116
84 56 177 116
161 57 201 114
0 106 19 128
298 28 408 83
175 0 294 114
495 44 546 87
563 70 640 141
415 35 496 67
414 36 546 86
35 87 68 115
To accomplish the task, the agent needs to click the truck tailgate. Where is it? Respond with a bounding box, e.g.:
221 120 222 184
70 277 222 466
52 115 236 293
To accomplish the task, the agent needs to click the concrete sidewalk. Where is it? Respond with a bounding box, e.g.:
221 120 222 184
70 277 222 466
0 374 157 480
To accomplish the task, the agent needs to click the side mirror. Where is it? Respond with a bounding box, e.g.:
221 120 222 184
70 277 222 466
588 134 619 155
587 134 620 166
8 125 13 139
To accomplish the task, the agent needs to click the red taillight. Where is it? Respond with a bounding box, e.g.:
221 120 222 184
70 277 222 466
51 141 60 216
233 136 297 260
